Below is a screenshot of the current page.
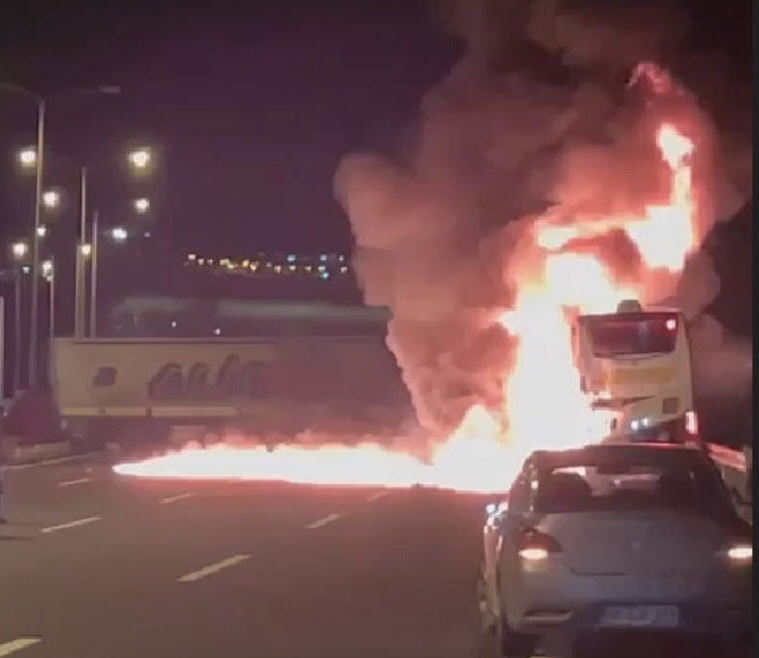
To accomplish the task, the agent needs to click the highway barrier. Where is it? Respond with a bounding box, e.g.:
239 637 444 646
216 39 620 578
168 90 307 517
707 442 752 523
5 441 73 465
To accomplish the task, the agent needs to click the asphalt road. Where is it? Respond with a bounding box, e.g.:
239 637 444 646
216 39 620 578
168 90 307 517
0 455 749 658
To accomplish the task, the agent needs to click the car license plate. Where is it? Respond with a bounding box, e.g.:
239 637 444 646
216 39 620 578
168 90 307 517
600 605 680 628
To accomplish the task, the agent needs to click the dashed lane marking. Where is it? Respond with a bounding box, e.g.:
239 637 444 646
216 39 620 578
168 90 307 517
305 513 342 529
177 554 251 583
41 516 101 534
0 638 43 656
160 493 195 505
58 477 92 487
366 491 389 502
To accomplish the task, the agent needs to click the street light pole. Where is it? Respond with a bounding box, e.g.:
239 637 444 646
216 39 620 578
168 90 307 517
13 265 23 392
89 210 100 337
28 97 45 387
3 82 120 366
43 259 56 385
45 259 56 341
0 83 45 388
75 166 88 338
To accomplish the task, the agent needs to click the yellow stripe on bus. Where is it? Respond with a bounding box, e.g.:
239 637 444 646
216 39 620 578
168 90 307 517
103 407 147 416
606 368 675 386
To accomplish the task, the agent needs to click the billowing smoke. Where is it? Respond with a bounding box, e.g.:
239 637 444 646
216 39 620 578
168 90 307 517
334 0 751 436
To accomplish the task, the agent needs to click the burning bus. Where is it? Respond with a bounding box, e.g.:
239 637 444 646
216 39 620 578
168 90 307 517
573 299 699 444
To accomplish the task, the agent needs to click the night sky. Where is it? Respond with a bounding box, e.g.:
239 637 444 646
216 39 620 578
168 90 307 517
0 0 750 260
0 0 458 257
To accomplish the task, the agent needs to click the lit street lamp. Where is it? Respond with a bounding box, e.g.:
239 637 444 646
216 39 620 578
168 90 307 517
42 189 60 209
128 148 152 170
133 197 150 214
36 225 47 238
80 243 92 258
17 147 37 168
12 241 29 260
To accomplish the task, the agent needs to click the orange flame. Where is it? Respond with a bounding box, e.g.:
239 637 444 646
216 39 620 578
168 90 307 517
115 110 698 494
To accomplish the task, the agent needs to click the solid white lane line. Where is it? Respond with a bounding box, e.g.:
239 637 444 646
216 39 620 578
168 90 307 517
305 513 342 529
177 554 251 583
58 477 92 487
160 493 194 505
41 516 101 534
0 637 42 656
366 491 389 502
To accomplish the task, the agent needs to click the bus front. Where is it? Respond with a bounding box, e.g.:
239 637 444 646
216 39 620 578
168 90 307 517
574 300 700 445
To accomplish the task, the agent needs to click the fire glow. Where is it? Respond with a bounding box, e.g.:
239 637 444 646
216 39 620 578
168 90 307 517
114 67 700 494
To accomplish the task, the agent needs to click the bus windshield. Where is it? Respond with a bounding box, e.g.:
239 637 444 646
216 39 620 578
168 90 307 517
588 313 678 357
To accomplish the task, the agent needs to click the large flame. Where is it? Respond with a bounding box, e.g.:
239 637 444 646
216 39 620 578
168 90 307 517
115 74 699 494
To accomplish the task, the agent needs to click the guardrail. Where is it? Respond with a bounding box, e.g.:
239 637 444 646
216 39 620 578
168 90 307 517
707 442 749 472
707 442 752 524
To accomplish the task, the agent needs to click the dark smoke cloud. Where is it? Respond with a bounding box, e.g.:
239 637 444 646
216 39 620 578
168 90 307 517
335 0 751 434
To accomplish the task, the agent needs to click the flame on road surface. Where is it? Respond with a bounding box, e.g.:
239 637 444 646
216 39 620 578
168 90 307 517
115 65 701 494
114 406 520 493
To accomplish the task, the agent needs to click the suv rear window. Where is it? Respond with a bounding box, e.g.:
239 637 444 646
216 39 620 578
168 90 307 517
535 459 734 517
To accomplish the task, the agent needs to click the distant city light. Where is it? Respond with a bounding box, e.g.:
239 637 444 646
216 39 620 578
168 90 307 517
17 147 37 168
111 226 128 242
42 189 61 209
133 197 150 214
175 251 351 280
170 320 178 329
21 265 31 274
213 327 221 336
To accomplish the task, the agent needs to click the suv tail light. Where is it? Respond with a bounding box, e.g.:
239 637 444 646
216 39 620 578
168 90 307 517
717 541 752 565
518 529 563 561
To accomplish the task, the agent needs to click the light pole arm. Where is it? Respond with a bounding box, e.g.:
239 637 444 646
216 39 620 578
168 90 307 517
0 82 43 103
